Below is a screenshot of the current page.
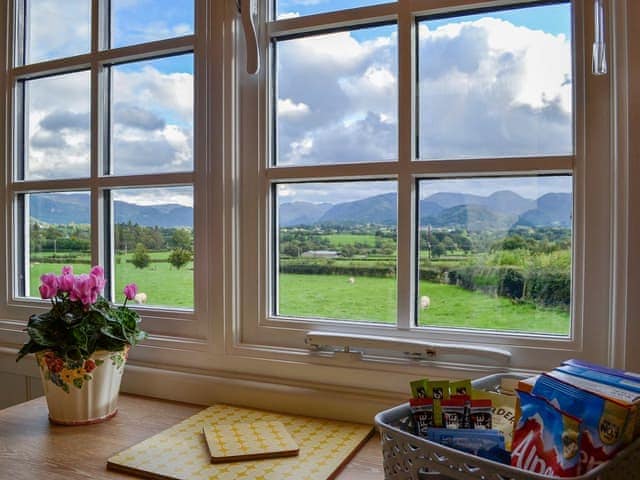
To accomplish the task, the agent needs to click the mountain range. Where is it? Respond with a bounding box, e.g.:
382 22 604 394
29 194 193 228
279 190 572 230
28 190 572 230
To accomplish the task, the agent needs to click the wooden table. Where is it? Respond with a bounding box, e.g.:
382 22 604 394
0 394 385 479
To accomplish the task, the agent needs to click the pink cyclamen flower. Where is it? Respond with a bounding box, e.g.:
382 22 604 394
39 273 59 299
69 274 98 306
89 265 106 294
123 283 138 301
58 265 75 292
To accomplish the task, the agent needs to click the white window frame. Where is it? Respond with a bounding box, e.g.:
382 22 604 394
234 0 627 381
0 0 224 368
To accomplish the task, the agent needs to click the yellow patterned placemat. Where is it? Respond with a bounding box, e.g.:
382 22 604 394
107 404 374 480
203 421 299 463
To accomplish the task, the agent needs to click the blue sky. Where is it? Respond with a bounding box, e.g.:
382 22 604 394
424 2 571 37
276 0 571 38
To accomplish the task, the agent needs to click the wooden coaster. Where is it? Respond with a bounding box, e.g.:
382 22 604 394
203 421 299 463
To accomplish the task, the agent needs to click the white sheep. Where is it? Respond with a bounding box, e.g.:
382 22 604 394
134 292 148 304
420 295 431 309
348 277 355 284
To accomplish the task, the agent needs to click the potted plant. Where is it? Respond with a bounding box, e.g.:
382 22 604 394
16 265 147 425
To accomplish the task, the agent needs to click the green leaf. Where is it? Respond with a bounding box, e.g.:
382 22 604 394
73 378 83 389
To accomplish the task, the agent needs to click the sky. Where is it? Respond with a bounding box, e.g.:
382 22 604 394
24 0 195 188
23 0 572 208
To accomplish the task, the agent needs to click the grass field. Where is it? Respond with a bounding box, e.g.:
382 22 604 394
279 273 570 335
28 260 569 334
30 255 194 308
321 233 377 247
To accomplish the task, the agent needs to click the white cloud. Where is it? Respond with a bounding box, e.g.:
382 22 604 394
417 18 572 158
277 98 311 118
113 66 193 125
113 187 194 207
27 0 91 63
276 12 301 20
26 63 194 179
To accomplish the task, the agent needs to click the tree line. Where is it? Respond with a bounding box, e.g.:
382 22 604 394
30 221 194 270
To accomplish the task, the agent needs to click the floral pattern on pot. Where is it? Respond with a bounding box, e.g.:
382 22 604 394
36 348 128 393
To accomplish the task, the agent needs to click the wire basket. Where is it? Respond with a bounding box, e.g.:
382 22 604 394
374 374 640 480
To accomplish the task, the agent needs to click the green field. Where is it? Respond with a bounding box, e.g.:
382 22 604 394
321 233 377 247
279 273 569 335
29 260 569 334
30 254 194 308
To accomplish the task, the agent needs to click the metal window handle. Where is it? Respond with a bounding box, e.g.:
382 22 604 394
592 0 607 75
239 0 260 75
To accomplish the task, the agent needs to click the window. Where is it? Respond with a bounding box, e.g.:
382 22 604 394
1 0 635 395
239 0 616 373
4 0 207 340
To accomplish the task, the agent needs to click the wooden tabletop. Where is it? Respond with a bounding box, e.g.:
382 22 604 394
0 394 385 480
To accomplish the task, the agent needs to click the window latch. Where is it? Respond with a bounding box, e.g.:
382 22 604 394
235 0 260 74
305 331 511 365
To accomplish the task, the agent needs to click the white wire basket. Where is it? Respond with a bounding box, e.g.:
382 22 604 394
374 374 640 480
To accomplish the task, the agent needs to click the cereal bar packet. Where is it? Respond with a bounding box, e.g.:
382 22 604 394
511 391 581 477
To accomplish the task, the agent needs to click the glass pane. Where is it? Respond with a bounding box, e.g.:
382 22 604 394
25 0 91 64
275 25 397 166
112 187 194 309
417 2 573 160
25 192 91 297
417 176 572 335
111 0 194 48
24 71 91 179
276 0 393 19
110 55 194 175
276 181 397 323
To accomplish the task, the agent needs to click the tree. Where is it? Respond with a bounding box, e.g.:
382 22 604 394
171 228 193 249
168 248 193 269
131 243 150 269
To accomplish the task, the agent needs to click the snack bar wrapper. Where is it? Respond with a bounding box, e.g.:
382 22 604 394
410 378 429 399
473 388 517 450
410 398 434 437
427 428 510 464
512 391 581 477
427 380 449 427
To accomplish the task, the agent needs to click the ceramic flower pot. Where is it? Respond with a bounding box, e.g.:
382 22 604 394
35 347 129 425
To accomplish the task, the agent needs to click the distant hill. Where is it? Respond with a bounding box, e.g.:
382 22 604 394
319 193 397 225
425 204 517 231
279 201 332 227
516 193 572 227
29 194 193 228
29 190 572 230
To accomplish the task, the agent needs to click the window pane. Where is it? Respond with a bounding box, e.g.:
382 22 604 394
111 0 194 48
110 55 194 175
417 176 572 335
276 0 393 19
417 2 573 160
24 71 91 180
24 192 91 297
112 187 194 309
25 0 90 64
275 25 397 166
276 181 397 323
